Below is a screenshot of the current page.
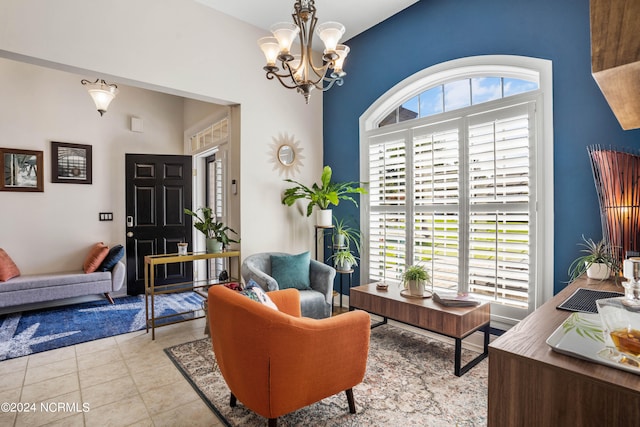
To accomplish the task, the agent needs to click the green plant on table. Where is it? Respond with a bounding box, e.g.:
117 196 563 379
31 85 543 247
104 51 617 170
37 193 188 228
567 235 619 282
401 264 431 289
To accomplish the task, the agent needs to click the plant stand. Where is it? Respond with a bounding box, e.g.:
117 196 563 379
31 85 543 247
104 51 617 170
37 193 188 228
335 268 353 311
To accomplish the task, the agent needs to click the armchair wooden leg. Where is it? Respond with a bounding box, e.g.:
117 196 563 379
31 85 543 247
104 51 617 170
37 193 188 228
345 388 356 414
268 418 277 427
104 293 114 304
230 393 237 407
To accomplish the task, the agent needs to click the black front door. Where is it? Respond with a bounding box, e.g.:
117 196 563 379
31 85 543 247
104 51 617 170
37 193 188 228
125 154 193 295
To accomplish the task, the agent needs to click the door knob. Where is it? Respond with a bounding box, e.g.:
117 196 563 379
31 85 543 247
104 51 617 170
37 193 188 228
126 232 134 238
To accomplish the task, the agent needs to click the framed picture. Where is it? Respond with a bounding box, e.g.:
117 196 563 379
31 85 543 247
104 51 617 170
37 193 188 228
51 142 92 184
0 147 44 192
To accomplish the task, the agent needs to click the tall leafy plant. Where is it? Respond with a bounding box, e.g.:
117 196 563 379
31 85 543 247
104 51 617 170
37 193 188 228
281 166 367 216
184 207 239 247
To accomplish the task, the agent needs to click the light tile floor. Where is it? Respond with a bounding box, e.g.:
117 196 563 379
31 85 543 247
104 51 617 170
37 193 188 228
0 317 224 427
0 303 491 427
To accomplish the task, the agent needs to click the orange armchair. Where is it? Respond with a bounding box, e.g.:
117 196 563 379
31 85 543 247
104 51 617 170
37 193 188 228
208 285 371 427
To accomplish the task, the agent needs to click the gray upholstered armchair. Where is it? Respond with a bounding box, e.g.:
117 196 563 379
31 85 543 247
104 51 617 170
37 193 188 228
241 252 336 318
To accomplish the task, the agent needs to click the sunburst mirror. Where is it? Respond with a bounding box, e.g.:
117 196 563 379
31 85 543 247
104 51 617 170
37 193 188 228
268 132 305 178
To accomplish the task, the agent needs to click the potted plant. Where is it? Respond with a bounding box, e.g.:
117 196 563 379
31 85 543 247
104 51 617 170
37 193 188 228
332 216 361 253
567 235 619 281
281 165 367 226
184 207 239 253
401 264 431 296
330 250 359 272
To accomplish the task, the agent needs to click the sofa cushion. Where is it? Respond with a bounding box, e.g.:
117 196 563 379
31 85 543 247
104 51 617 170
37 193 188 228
0 249 20 282
270 251 311 290
0 270 112 292
99 245 125 271
83 242 109 273
239 279 278 310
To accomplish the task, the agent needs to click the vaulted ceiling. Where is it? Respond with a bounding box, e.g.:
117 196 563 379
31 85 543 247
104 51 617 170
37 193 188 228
194 0 419 41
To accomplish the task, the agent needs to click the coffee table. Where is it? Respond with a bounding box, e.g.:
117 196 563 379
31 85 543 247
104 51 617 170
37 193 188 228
350 283 490 376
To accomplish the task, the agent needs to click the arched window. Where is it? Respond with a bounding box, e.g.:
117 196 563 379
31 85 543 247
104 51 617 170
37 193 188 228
359 56 554 325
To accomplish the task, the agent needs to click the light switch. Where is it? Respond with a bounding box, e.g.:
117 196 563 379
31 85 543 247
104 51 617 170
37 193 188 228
99 212 113 221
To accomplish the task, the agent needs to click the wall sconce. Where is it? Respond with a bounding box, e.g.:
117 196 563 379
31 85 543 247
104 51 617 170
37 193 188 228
588 145 640 264
81 79 119 116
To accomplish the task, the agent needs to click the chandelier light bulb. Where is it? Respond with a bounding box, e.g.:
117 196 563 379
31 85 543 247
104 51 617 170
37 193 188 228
333 44 350 75
258 37 281 69
288 55 305 82
316 21 345 54
271 22 299 60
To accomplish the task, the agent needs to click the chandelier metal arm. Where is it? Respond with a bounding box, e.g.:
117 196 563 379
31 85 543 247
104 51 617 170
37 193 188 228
265 69 306 90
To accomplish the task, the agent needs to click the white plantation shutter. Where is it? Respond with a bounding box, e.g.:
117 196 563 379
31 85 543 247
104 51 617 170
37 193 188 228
467 103 533 307
413 121 461 291
368 132 407 282
364 99 537 318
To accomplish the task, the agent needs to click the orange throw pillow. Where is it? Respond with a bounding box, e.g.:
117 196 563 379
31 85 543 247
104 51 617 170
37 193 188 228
83 242 109 273
0 248 21 281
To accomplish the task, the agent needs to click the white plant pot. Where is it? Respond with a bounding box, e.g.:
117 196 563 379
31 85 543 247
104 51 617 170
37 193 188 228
316 209 333 227
586 262 611 280
335 260 353 271
408 280 425 296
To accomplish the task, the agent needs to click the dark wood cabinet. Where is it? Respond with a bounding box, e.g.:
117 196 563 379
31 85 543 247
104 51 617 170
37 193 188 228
488 276 640 426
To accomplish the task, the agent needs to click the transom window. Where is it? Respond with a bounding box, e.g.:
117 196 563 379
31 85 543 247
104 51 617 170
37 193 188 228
360 56 554 325
380 77 538 127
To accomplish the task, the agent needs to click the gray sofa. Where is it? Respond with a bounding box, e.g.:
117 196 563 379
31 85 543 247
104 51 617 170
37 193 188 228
0 261 126 309
241 253 336 319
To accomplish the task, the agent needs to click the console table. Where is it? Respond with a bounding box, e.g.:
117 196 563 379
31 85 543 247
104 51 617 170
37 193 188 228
488 275 640 426
144 251 240 339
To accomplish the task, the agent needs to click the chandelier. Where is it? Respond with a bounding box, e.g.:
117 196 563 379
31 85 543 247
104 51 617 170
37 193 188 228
81 79 119 116
258 0 349 104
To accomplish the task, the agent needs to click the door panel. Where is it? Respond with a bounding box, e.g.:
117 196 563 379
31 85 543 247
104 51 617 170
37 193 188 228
126 154 193 295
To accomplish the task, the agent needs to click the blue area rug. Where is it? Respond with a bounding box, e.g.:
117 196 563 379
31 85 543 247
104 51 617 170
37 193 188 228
0 292 205 361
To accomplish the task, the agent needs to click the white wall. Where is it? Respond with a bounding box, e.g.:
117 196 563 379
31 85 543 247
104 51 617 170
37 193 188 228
0 58 185 273
0 0 323 275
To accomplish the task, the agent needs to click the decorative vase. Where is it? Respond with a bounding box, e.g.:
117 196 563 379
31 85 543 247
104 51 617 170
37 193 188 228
206 239 224 254
586 262 610 280
335 234 346 248
408 280 425 296
316 209 333 227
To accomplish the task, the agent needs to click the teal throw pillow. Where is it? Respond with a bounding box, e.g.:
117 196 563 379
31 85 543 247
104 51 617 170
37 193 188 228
271 252 311 290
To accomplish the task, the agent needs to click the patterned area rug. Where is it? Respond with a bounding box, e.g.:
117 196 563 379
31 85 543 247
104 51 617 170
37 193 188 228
165 324 488 426
0 292 205 361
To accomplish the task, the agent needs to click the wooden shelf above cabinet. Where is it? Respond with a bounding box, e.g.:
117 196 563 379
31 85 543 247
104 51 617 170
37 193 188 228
590 0 640 130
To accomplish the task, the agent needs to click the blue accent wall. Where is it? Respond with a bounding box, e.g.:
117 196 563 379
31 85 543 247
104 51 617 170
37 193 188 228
324 0 640 295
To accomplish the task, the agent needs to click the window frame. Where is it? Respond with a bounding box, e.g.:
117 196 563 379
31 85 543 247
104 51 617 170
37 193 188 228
359 56 554 326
